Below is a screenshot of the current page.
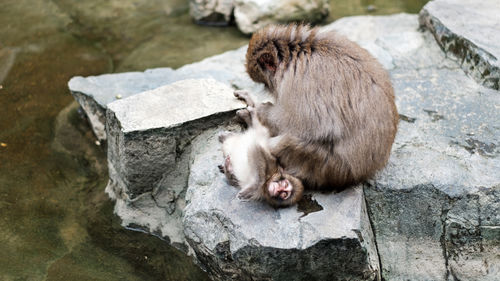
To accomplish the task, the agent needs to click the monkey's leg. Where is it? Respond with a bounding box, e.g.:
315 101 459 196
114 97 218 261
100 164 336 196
218 155 234 175
234 90 255 107
255 102 280 136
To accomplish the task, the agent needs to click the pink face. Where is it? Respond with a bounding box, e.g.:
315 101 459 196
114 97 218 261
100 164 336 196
268 179 293 200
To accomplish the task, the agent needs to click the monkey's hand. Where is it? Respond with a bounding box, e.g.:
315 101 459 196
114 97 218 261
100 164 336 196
255 102 279 136
237 188 256 201
236 109 252 127
234 90 256 107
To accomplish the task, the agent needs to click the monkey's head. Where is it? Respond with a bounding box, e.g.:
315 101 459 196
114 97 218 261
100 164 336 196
262 167 304 208
246 27 280 92
246 24 318 94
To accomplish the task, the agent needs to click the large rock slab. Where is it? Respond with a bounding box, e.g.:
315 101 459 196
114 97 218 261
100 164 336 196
234 0 329 35
68 9 500 281
105 78 244 250
183 130 380 280
330 13 500 281
419 0 500 90
68 47 264 141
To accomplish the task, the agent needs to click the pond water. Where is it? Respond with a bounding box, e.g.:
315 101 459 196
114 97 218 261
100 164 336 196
0 0 427 280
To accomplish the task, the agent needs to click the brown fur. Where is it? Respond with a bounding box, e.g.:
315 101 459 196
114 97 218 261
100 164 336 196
246 24 398 190
219 99 305 207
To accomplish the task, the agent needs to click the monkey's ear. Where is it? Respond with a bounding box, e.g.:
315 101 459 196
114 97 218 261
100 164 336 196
257 53 277 72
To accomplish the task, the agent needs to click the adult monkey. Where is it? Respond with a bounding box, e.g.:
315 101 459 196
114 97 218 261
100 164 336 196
238 24 398 199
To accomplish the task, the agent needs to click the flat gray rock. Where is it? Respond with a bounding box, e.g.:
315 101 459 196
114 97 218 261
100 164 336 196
419 0 500 90
105 79 244 250
68 47 264 140
330 14 500 281
183 129 380 281
108 79 244 133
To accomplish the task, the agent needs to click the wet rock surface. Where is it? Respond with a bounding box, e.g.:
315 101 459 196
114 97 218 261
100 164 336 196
234 0 330 34
330 13 500 281
419 0 500 90
69 4 500 281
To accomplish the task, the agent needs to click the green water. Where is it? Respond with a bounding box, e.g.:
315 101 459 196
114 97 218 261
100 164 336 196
0 1 427 280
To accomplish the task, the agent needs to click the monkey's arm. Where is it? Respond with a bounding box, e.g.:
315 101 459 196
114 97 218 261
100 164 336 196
267 134 302 158
234 90 255 107
255 102 281 136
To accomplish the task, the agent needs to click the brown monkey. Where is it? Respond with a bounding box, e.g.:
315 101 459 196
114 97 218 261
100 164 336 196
218 91 304 207
244 24 398 192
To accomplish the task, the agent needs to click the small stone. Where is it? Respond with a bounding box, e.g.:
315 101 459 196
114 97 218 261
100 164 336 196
95 140 101 146
366 5 377 12
234 0 330 34
190 0 234 26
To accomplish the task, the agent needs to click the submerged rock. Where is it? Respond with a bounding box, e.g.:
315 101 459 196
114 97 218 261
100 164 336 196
233 0 329 34
189 0 235 26
419 0 500 90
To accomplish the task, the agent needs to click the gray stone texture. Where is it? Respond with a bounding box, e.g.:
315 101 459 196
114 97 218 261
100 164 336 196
105 79 245 249
189 0 235 26
68 3 500 280
183 130 380 280
419 0 500 90
234 0 329 34
330 13 499 281
68 47 264 140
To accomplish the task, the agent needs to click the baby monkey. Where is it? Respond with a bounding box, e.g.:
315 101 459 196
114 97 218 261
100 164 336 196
218 91 304 207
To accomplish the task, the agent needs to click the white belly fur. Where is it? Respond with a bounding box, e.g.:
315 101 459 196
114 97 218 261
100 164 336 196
222 121 271 188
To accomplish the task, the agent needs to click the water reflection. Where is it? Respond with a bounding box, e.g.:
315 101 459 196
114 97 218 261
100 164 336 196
0 0 427 279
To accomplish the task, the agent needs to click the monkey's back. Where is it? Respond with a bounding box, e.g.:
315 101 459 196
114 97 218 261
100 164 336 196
247 25 398 189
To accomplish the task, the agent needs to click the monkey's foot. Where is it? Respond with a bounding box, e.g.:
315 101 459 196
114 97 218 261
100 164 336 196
218 164 225 174
218 131 233 143
234 90 255 107
237 186 258 201
268 179 292 200
224 156 233 174
236 109 252 126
